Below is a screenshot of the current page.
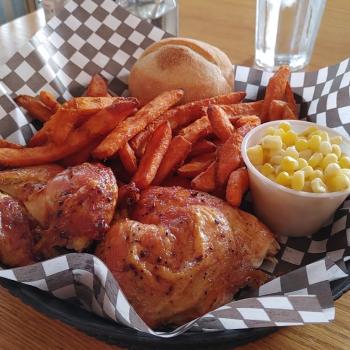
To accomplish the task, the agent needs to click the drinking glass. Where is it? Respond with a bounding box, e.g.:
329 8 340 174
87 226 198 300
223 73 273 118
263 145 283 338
118 0 178 35
255 0 326 71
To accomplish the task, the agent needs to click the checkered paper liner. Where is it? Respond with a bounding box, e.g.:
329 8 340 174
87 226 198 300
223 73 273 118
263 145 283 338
0 0 349 337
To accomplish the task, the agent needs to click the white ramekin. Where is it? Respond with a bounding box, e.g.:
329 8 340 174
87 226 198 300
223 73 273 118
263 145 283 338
241 120 350 237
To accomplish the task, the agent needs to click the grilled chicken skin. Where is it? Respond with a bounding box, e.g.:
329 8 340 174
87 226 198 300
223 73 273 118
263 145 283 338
0 163 118 259
0 193 34 267
97 186 279 328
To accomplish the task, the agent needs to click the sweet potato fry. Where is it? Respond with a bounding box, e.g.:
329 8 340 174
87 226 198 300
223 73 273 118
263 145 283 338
39 91 60 111
191 162 216 192
86 74 109 97
207 105 234 142
267 100 287 121
129 112 172 157
15 95 53 122
63 96 127 114
93 89 184 159
222 101 263 119
168 92 246 129
119 142 138 175
168 105 207 130
236 115 261 136
153 135 192 185
28 108 83 147
178 116 212 144
216 132 243 187
0 139 23 149
282 104 298 120
189 139 216 157
60 137 103 167
129 93 244 157
130 105 205 157
261 66 291 122
285 82 297 115
133 122 172 189
0 100 138 167
226 167 249 207
177 153 216 178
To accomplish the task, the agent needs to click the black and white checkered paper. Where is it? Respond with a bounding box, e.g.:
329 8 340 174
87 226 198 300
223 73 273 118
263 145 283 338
0 0 349 338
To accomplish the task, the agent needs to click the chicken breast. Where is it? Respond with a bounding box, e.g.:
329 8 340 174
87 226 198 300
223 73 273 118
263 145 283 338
97 186 279 328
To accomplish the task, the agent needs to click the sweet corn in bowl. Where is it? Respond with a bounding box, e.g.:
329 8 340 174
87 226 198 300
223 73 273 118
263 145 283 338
247 121 350 193
241 120 350 237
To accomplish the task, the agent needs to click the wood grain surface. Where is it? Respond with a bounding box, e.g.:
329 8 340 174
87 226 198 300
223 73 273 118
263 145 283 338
0 1 349 349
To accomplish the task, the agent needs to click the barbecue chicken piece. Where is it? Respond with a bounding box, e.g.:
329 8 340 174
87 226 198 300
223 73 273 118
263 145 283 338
0 164 64 225
0 163 118 258
97 186 279 328
0 193 34 267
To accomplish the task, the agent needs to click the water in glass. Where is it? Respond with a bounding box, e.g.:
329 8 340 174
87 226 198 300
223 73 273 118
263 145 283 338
255 0 326 71
118 0 178 35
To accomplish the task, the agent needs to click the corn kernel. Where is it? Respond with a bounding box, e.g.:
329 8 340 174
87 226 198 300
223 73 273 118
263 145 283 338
274 128 286 138
285 146 299 159
268 148 286 158
301 165 314 179
281 156 299 172
295 138 308 151
339 156 350 169
298 158 308 170
326 174 350 192
342 169 350 180
260 163 274 176
319 141 332 155
332 144 342 159
270 155 283 165
265 126 276 135
303 181 312 192
299 125 318 137
276 171 291 186
261 135 283 150
321 153 338 169
279 121 291 132
308 152 323 168
324 163 341 178
291 170 305 191
317 131 330 142
310 169 324 181
267 174 276 182
330 135 342 145
308 135 322 151
311 178 327 193
299 149 313 160
276 164 285 175
283 130 297 146
247 145 264 165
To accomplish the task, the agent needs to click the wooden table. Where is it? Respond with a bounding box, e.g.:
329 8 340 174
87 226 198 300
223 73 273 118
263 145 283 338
0 1 349 349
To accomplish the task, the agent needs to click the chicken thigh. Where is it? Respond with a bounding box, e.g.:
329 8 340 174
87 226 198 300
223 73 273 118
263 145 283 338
97 186 279 328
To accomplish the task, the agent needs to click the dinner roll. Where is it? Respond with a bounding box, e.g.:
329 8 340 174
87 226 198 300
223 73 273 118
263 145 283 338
128 37 234 104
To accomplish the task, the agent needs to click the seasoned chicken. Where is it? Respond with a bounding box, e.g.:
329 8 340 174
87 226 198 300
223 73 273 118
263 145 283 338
97 186 279 328
0 164 64 225
0 193 34 267
0 163 118 259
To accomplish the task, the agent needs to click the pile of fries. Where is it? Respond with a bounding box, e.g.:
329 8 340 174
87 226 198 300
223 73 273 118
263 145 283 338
1 66 297 207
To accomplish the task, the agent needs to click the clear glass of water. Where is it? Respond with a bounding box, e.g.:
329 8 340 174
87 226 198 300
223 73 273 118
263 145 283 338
118 0 178 35
255 0 326 71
